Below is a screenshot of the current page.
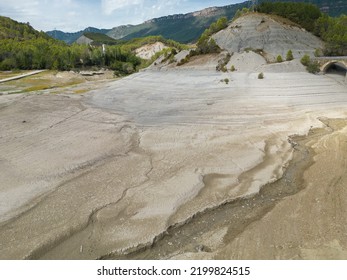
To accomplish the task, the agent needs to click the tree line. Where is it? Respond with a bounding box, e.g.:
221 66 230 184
0 37 143 74
314 14 347 56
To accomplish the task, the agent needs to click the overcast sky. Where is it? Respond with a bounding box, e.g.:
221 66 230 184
0 0 246 32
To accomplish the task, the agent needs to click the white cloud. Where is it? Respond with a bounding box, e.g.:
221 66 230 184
0 0 40 17
101 0 144 15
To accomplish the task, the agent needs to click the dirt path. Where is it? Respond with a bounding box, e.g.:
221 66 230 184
0 70 46 83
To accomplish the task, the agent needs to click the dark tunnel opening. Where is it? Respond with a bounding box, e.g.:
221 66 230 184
325 63 347 76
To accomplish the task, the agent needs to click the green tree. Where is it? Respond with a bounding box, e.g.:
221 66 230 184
300 55 311 66
286 50 293 61
216 17 228 30
306 61 320 74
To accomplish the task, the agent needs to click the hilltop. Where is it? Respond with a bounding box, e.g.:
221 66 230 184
213 13 324 61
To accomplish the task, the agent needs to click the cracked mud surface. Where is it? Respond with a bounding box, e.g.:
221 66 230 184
0 70 347 259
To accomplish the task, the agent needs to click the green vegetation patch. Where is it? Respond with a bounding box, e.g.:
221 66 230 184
286 50 293 61
314 15 347 56
257 2 321 32
300 55 320 74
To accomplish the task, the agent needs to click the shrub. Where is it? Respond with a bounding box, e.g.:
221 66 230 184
258 72 264 79
111 61 135 75
0 58 17 70
306 61 320 74
197 37 221 54
300 54 311 66
177 56 190 66
216 53 231 72
286 50 294 61
230 65 236 72
160 49 176 63
276 55 283 63
314 49 322 57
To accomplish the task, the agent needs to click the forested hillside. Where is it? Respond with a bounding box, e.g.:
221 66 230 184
0 16 49 40
257 2 322 32
314 14 347 56
258 0 347 17
0 16 187 73
0 16 139 72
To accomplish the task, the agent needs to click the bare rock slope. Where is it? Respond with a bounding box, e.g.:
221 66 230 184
135 42 168 60
213 13 324 61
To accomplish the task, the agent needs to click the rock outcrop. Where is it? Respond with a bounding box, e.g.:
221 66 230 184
135 42 168 60
75 35 94 45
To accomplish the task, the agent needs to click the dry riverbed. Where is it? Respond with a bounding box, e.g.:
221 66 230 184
0 69 346 259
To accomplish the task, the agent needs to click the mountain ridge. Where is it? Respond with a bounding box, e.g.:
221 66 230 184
47 0 347 44
47 27 110 45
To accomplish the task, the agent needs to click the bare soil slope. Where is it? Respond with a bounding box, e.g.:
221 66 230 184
213 13 324 61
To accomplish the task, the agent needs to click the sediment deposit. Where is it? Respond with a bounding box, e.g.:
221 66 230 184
1 68 346 259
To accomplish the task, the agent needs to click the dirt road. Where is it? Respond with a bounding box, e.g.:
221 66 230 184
0 70 46 83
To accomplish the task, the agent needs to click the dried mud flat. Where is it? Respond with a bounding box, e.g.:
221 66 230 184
0 69 347 259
